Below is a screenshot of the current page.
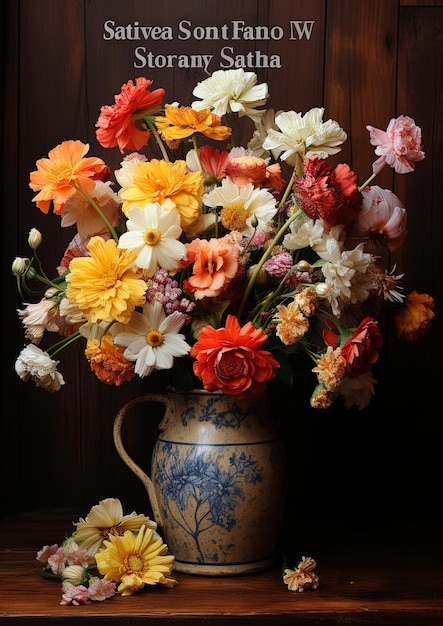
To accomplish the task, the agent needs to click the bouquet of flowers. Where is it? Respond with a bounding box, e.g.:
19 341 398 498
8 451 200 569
13 68 434 410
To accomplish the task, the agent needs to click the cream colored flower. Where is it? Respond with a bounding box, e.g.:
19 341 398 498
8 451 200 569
262 107 347 166
191 68 268 122
15 344 64 392
74 498 158 557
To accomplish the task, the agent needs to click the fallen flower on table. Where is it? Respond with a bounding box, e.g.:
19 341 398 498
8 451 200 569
36 497 177 605
283 556 319 592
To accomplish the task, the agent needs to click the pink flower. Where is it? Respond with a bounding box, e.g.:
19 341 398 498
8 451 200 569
36 544 59 563
47 547 68 575
366 115 425 175
349 185 408 253
60 584 91 606
263 251 293 279
87 579 117 601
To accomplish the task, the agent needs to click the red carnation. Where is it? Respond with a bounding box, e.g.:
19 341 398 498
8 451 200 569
293 157 362 229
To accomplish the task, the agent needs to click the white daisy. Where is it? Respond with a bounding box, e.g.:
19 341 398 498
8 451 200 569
191 68 268 122
203 177 277 237
117 202 187 276
114 301 191 377
262 107 347 166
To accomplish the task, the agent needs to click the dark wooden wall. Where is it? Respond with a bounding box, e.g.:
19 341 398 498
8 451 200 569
2 0 442 550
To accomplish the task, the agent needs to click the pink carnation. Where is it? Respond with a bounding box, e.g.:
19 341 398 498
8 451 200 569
366 115 425 175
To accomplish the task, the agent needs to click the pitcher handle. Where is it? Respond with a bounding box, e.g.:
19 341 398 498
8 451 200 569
113 393 171 529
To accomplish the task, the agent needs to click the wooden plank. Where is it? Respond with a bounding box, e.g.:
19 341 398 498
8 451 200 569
1 520 443 625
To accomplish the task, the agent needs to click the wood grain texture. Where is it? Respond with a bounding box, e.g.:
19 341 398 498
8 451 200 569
1 0 442 549
1 520 443 625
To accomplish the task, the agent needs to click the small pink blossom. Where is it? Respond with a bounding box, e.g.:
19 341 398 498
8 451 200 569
36 544 59 563
47 547 68 575
60 584 91 606
263 252 293 279
366 115 425 175
88 578 117 601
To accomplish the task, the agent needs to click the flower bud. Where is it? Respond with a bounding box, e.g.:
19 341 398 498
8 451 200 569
314 282 330 298
28 228 42 249
44 287 59 299
246 264 269 287
12 257 30 276
295 260 313 273
61 565 88 586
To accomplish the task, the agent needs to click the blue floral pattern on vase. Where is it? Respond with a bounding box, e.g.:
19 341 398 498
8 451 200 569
149 391 287 572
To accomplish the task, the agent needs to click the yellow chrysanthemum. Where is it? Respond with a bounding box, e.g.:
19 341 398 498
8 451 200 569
155 104 232 142
95 525 177 595
66 236 146 324
120 159 204 232
74 498 158 557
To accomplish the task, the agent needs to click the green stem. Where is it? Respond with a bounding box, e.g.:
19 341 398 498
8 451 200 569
192 134 204 171
71 184 119 243
146 118 170 162
358 172 377 192
237 207 302 322
47 330 82 358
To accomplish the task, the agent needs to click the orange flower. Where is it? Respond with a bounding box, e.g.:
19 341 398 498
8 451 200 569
85 334 135 386
120 159 204 232
225 155 286 192
183 236 241 300
394 291 435 341
29 140 108 215
155 104 231 142
190 315 279 399
96 77 166 153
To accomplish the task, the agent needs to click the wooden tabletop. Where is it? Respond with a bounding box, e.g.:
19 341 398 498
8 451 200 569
1 519 442 625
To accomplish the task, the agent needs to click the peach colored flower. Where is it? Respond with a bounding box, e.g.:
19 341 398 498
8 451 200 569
350 185 407 253
29 140 108 215
183 236 241 300
274 301 309 345
394 291 435 341
225 154 286 193
190 314 279 399
366 115 425 175
311 346 346 392
96 77 165 153
61 181 121 245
